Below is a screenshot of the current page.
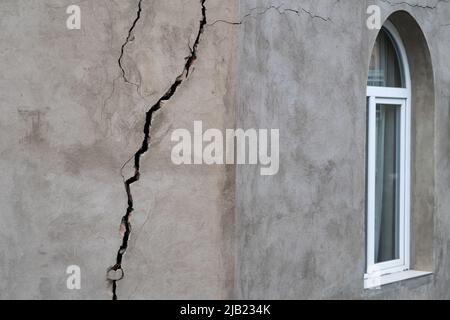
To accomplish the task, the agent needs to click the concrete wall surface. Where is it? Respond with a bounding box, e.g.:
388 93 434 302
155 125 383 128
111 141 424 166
1 0 450 299
236 0 450 299
0 0 236 299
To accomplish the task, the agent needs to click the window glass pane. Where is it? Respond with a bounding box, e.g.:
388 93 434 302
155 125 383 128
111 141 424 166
368 29 404 88
375 104 401 263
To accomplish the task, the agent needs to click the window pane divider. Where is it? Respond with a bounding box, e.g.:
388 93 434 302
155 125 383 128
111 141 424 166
367 87 408 99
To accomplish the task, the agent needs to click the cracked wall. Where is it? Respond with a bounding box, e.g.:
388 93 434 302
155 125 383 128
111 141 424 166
2 0 450 300
0 0 236 299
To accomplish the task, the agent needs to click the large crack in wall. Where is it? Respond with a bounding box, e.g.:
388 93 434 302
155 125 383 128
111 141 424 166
106 0 207 300
104 0 447 300
105 0 342 301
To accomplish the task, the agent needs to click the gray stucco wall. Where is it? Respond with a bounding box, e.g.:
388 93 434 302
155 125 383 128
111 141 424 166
236 0 450 299
1 0 450 300
0 0 236 299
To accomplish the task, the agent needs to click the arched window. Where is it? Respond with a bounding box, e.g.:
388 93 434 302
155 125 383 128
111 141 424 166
365 21 411 281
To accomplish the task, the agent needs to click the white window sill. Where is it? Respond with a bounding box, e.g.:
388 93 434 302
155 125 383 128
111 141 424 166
364 270 433 289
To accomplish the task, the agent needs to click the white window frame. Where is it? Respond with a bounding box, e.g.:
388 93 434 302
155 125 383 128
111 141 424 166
365 21 411 280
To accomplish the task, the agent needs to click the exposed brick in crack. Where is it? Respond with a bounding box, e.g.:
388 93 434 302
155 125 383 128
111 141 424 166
106 0 207 300
118 0 143 87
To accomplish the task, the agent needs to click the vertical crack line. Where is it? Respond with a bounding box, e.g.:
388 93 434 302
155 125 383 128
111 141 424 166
118 0 143 86
107 0 207 300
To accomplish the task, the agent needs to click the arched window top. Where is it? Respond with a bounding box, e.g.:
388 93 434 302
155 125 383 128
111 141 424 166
368 24 407 88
